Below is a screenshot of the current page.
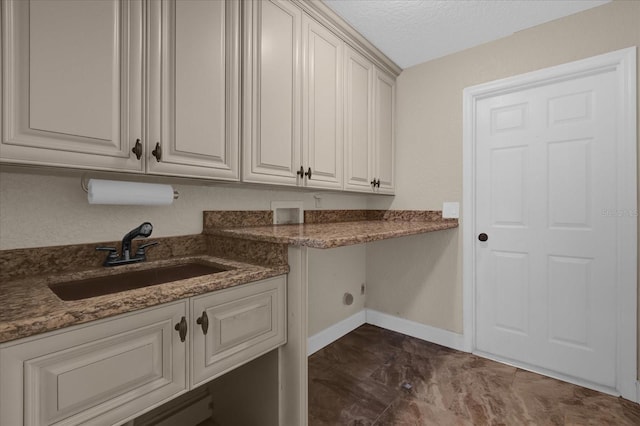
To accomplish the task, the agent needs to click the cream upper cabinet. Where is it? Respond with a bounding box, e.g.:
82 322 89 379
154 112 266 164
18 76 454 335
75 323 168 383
373 68 396 194
343 46 396 195
243 1 344 189
302 15 344 190
243 0 303 186
146 0 239 180
1 0 239 180
1 0 144 172
344 46 374 192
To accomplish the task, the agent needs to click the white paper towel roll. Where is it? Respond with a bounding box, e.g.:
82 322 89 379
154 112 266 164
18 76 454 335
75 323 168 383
88 179 175 205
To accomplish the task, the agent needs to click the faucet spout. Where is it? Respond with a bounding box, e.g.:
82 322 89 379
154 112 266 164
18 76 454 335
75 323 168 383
121 222 153 260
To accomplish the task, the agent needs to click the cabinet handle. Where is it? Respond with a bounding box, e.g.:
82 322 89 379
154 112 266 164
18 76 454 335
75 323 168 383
370 179 376 187
131 139 143 160
196 311 209 335
376 179 381 188
296 166 304 178
175 316 187 342
305 167 312 179
152 142 162 162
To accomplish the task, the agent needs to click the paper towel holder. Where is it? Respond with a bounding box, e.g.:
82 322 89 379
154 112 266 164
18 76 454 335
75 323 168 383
80 176 179 200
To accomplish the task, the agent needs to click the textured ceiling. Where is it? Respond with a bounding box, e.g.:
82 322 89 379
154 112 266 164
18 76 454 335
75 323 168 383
323 0 610 69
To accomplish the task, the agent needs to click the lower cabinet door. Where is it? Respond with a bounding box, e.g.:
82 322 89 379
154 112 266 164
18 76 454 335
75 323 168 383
190 275 286 387
0 301 188 426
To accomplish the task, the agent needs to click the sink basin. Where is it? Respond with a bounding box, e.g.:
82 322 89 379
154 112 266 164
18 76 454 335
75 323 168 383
49 262 231 301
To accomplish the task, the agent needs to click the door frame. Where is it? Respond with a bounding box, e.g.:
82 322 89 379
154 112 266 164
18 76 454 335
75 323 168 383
462 47 637 401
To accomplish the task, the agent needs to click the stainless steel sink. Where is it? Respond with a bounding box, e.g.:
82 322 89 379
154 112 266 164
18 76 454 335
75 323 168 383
49 262 232 301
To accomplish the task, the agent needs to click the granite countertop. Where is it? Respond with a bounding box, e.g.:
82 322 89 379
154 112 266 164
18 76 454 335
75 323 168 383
0 209 457 344
0 255 288 344
209 220 458 249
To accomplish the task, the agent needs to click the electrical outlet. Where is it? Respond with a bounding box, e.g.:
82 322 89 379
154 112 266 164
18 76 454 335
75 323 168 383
442 202 460 219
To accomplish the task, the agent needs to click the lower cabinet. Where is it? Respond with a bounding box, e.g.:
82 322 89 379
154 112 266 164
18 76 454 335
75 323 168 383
191 276 286 387
0 275 286 426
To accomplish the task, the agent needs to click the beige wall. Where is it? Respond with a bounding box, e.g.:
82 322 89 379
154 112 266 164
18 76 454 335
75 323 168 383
366 0 639 372
0 169 368 250
308 245 366 336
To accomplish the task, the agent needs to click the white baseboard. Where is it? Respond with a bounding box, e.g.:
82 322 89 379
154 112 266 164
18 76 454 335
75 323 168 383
307 310 366 355
364 309 466 352
307 309 466 356
636 380 640 403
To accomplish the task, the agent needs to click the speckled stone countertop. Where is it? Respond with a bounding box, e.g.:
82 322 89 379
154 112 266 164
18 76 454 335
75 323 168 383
0 255 288 344
0 209 456 344
204 210 458 249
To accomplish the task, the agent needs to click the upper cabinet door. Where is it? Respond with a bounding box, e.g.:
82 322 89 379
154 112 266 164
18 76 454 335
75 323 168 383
243 0 302 186
147 0 239 180
373 69 396 194
343 47 374 192
0 0 143 172
302 16 343 190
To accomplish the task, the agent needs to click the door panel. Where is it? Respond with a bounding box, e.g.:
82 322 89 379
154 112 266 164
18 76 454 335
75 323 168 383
0 302 187 426
373 69 396 194
243 0 302 185
343 47 373 192
303 17 343 189
191 276 286 388
148 0 239 180
1 0 143 172
475 70 618 387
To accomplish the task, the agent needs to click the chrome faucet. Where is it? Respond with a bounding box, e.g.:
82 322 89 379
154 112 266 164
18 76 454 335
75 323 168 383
96 222 158 266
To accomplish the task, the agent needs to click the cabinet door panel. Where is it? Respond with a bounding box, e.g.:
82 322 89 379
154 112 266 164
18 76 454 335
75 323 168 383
0 302 187 426
148 0 239 180
303 17 343 189
374 69 396 194
1 0 143 172
191 276 286 388
344 47 374 192
243 0 302 185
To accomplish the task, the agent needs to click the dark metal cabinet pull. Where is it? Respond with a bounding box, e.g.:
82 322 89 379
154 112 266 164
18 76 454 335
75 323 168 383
131 139 142 160
296 166 304 177
152 142 162 162
196 311 209 335
305 167 312 179
478 233 488 242
371 178 380 188
175 316 187 342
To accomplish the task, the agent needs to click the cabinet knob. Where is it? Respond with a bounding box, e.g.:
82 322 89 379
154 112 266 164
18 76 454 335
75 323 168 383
305 167 312 179
152 142 162 162
174 316 187 342
478 233 488 242
296 166 304 178
131 139 143 160
196 311 209 335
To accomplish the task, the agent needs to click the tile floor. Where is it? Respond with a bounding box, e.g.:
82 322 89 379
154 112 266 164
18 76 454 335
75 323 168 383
308 324 640 425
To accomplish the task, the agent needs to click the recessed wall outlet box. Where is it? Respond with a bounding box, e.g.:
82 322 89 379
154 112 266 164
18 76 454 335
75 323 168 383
271 201 304 224
442 202 460 219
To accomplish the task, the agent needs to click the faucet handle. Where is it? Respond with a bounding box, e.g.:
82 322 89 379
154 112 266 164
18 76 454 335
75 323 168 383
96 246 119 263
135 241 158 258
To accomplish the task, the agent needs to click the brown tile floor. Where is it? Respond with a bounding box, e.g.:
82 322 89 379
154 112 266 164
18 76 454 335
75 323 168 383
308 324 640 425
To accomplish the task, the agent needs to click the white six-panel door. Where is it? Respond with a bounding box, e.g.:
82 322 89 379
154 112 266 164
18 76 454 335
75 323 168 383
472 49 636 393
